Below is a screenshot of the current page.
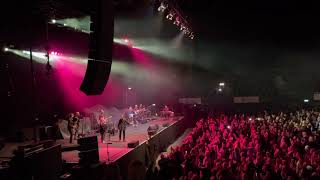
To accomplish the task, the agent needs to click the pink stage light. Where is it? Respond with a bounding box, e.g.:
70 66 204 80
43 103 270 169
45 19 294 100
50 51 61 56
123 36 130 43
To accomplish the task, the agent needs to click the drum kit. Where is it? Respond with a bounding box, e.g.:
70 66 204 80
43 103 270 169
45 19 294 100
129 106 152 125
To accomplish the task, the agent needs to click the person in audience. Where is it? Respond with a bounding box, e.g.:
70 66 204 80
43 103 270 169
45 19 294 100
153 109 320 180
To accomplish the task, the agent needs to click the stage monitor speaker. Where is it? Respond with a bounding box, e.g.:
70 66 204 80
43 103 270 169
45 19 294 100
80 0 114 95
78 136 99 165
78 136 98 151
128 140 139 148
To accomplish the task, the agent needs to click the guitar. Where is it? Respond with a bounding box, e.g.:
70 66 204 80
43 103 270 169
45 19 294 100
98 116 112 125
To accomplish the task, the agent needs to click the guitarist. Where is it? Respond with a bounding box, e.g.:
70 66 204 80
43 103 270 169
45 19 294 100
98 110 112 143
118 115 130 142
74 112 81 138
67 113 79 143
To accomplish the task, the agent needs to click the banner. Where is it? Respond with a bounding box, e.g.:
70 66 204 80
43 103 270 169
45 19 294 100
233 96 259 103
178 98 202 104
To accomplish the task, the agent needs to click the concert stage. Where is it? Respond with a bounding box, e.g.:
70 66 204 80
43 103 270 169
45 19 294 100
0 116 185 179
61 116 184 163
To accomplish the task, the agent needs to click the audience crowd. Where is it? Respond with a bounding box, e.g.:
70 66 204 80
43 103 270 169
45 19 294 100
150 109 320 180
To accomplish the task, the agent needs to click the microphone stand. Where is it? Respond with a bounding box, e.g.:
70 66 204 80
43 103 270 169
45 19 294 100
106 140 112 163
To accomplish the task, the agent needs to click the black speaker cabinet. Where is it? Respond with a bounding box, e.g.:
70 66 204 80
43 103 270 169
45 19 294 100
78 136 99 165
80 60 112 95
80 0 114 95
127 140 139 148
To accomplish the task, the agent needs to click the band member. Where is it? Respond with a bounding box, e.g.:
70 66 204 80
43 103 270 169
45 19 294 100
134 105 139 111
163 105 169 112
118 115 130 141
67 113 77 143
133 105 139 127
98 110 107 143
74 112 81 138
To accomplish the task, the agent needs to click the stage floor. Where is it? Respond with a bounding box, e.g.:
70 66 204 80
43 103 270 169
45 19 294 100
61 116 182 163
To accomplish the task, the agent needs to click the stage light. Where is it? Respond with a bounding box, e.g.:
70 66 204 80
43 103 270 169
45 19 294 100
193 104 197 107
3 47 9 52
51 19 56 23
180 25 186 31
219 82 225 87
158 2 168 12
166 12 175 20
152 104 156 106
50 51 60 56
304 99 309 103
22 50 28 54
63 23 67 26
189 33 194 39
128 87 132 90
227 125 231 129
218 88 222 92
249 118 252 121
124 38 129 43
173 17 180 26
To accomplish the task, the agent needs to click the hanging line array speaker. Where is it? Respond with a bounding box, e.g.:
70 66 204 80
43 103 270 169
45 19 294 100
80 0 114 95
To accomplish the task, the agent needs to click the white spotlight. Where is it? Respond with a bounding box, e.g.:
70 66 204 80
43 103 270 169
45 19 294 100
158 2 167 12
219 82 225 87
218 88 222 92
304 99 309 103
173 17 180 26
51 19 56 23
128 87 132 90
63 23 67 26
3 47 9 52
166 12 175 20
190 33 194 39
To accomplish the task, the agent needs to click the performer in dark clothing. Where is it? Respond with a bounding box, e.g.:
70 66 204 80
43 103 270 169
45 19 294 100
73 112 81 139
118 115 129 141
98 110 107 143
67 113 76 143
